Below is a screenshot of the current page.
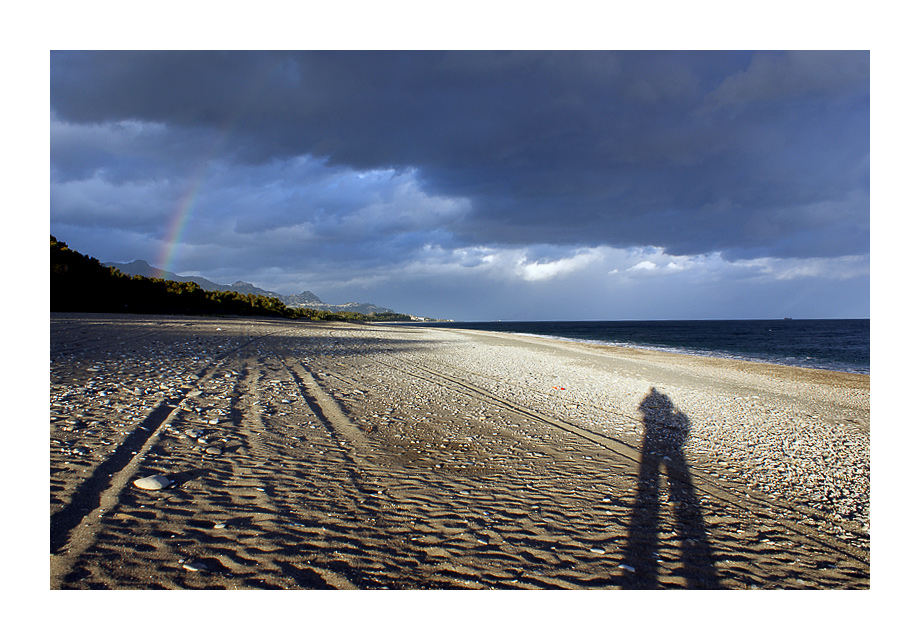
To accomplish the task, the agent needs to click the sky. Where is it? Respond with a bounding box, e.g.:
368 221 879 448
49 49 870 321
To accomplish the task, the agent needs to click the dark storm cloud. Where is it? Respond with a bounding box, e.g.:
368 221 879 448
50 50 869 261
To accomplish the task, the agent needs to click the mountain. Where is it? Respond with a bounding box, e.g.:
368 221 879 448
105 260 231 291
105 260 397 315
284 290 324 305
224 280 281 298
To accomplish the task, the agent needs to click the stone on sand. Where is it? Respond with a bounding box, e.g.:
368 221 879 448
133 474 172 490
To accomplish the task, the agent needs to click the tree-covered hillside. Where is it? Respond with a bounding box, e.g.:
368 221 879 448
50 236 411 322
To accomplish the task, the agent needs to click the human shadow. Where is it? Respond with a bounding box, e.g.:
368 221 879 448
621 387 719 588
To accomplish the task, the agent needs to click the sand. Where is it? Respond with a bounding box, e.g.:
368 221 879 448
49 313 869 589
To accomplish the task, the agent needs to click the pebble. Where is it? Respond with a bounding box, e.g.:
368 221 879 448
205 446 223 455
590 547 605 554
183 562 208 572
133 474 172 490
619 564 636 572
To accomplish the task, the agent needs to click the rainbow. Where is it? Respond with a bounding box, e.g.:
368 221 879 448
156 164 209 277
154 57 287 277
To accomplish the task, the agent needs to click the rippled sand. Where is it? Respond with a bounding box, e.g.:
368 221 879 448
50 314 869 589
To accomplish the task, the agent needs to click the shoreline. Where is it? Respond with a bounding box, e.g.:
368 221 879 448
406 321 869 375
50 314 869 589
435 325 870 379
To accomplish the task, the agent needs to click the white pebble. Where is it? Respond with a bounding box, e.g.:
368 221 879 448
133 474 172 490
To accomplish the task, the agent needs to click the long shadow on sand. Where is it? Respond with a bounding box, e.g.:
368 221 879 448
621 387 719 588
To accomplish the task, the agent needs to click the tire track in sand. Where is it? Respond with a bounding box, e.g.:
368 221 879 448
49 332 280 588
370 352 870 570
167 351 367 589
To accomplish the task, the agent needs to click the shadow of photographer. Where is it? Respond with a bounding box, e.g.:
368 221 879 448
621 387 719 588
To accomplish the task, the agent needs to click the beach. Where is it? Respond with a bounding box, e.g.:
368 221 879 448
49 314 869 589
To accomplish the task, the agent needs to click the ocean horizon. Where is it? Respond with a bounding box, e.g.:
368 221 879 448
411 318 869 374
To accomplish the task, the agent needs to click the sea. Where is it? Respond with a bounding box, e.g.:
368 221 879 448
413 319 869 374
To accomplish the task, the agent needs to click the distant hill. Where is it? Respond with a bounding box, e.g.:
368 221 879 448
284 290 324 305
103 260 233 292
105 259 398 316
54 237 412 321
54 239 289 317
